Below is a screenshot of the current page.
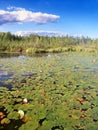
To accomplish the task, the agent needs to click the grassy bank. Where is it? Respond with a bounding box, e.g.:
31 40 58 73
0 32 98 54
25 45 98 54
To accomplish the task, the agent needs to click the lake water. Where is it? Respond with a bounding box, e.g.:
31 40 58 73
0 52 98 130
0 52 98 89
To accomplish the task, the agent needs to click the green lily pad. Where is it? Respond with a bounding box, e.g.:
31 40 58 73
7 111 19 120
19 120 38 130
85 123 98 130
64 127 74 130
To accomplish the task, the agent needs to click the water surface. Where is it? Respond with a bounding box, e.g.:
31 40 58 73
0 52 98 88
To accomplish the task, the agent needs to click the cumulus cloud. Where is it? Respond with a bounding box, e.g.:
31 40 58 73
0 7 60 25
15 30 68 37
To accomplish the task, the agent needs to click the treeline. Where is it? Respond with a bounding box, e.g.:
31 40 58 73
0 32 98 53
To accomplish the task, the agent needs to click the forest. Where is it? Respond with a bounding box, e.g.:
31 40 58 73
0 32 98 54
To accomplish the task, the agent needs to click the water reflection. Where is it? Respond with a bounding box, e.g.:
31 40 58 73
0 52 52 58
0 53 20 58
0 70 14 80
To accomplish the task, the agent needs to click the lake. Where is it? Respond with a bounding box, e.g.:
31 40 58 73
0 52 98 130
0 52 98 88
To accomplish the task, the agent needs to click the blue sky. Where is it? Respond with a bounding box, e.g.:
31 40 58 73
0 0 98 38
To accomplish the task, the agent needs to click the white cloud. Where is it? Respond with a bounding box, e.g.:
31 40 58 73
15 30 68 37
15 30 84 38
0 7 60 25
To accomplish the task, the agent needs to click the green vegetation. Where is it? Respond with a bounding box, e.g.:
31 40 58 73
0 31 98 129
0 32 98 53
0 53 98 130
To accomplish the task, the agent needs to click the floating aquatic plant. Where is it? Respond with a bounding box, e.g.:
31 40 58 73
0 118 10 125
22 98 28 104
0 52 98 129
18 110 25 119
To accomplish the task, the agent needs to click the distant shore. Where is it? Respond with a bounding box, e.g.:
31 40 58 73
0 32 98 54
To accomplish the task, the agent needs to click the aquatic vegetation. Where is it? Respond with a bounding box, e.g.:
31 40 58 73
18 110 25 119
0 52 98 130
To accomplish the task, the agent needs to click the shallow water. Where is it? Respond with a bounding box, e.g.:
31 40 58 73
0 52 98 130
0 52 98 88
